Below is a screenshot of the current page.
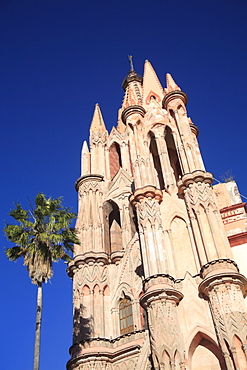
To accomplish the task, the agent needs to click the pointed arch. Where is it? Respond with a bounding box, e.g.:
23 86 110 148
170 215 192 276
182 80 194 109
174 349 182 369
188 331 226 370
162 349 171 368
170 216 197 277
103 285 110 296
109 142 122 179
148 131 165 190
93 284 100 294
233 335 247 369
165 126 182 182
103 200 122 254
82 285 90 296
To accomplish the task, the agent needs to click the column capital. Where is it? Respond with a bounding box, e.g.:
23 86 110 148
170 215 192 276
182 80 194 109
177 170 213 194
130 185 163 206
198 259 247 299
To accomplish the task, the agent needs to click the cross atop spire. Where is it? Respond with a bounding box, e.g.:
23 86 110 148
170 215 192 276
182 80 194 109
128 55 134 72
122 55 143 90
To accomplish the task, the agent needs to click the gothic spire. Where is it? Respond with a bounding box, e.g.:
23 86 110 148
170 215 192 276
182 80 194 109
121 56 143 111
89 103 106 133
164 73 181 94
142 60 163 109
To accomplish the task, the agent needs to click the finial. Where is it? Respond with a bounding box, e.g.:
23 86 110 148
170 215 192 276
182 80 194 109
128 55 134 71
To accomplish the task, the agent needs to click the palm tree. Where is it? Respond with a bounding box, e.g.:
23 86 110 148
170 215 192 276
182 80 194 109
4 193 79 370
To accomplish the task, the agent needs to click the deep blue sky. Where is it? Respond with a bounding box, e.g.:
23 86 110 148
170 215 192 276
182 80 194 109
1 1 247 369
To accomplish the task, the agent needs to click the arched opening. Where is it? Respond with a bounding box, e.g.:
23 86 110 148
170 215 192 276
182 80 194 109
149 132 165 190
119 296 134 335
165 126 182 182
109 142 122 179
103 200 122 254
233 335 247 369
189 332 226 370
170 216 197 277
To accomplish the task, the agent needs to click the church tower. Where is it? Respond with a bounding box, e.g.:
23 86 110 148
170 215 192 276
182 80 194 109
67 59 247 370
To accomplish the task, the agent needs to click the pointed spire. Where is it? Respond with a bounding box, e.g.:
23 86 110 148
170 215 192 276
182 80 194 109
163 73 187 109
122 56 143 91
90 103 106 133
142 60 163 109
81 140 90 176
164 73 181 94
81 140 89 155
121 56 143 111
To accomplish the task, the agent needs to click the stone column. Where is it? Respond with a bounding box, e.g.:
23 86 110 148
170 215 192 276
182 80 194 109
178 171 232 265
140 275 185 370
131 186 185 369
199 259 247 370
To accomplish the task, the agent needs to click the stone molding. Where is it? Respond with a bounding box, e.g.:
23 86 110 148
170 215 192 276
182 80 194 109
200 259 239 279
67 330 146 369
75 174 104 192
177 170 214 194
199 259 247 300
121 105 146 125
130 185 163 206
190 123 199 137
67 252 110 277
140 274 183 309
199 271 247 300
162 90 188 109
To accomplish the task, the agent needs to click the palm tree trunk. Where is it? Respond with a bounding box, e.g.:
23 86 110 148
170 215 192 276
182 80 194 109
33 283 42 370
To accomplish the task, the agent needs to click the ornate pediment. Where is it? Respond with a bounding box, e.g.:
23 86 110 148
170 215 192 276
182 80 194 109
106 168 133 200
108 126 126 145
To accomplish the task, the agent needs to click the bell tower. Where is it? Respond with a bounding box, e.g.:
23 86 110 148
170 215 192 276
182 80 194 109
67 59 247 370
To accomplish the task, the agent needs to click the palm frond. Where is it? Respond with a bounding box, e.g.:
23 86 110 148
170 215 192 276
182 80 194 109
4 193 79 285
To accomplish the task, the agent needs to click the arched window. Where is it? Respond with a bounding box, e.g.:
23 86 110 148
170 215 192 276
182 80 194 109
165 127 182 182
109 142 122 179
149 133 165 190
119 297 134 335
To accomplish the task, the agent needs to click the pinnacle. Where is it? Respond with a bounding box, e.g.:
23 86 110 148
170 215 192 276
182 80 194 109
165 73 181 93
90 103 106 132
142 60 163 108
81 140 89 154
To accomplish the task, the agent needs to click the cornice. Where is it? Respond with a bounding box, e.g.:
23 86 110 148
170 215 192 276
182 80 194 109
75 174 104 192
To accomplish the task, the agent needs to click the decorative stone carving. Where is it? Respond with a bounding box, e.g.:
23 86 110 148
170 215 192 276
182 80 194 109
199 260 247 369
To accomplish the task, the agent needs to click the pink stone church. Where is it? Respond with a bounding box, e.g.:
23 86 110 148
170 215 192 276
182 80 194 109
66 60 247 370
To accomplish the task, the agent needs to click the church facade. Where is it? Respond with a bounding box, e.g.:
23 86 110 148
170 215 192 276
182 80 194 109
66 60 247 370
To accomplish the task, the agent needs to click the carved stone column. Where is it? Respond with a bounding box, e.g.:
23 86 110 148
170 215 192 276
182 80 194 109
131 186 185 369
178 171 231 265
199 259 247 370
140 275 185 370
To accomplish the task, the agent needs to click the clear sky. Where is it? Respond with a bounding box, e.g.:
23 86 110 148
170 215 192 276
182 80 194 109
1 1 247 369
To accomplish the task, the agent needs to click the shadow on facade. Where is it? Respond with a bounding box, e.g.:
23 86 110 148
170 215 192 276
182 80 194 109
73 304 93 343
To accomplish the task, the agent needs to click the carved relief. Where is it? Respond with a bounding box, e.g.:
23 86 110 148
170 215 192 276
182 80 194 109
75 264 108 287
136 198 162 229
90 130 108 146
145 294 184 369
